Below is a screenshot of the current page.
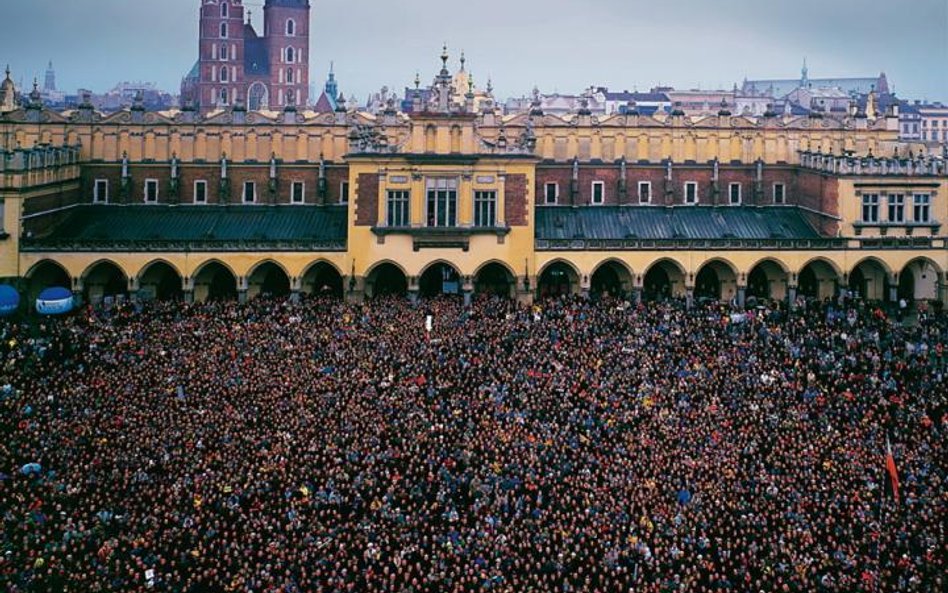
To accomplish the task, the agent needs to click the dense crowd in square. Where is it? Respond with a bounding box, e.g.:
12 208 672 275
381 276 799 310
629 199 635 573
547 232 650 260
1 293 945 592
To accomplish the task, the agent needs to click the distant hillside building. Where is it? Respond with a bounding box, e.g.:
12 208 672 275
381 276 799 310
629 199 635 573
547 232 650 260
180 0 311 113
742 60 890 100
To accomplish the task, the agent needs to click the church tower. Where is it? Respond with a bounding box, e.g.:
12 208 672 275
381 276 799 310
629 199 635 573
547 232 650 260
44 61 56 92
264 0 310 108
1 66 17 113
196 0 246 111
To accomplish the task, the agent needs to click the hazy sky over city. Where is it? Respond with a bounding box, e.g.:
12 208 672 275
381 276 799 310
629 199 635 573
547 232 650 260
1 0 945 102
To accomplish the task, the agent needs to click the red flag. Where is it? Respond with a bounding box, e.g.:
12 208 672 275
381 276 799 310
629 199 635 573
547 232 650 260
885 437 900 504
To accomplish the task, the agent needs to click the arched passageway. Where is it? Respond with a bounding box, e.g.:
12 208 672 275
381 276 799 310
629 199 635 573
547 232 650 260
419 263 462 297
590 261 632 299
26 260 72 305
139 262 183 301
474 263 515 298
747 260 789 302
193 262 238 302
248 262 291 299
694 261 737 303
643 260 686 301
83 261 128 305
849 259 890 302
798 260 840 301
302 262 344 298
366 263 408 298
899 258 940 302
538 262 579 298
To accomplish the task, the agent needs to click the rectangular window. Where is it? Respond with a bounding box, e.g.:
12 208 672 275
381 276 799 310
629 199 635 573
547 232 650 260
861 193 880 223
426 178 458 227
638 181 651 204
773 183 786 204
340 181 349 204
729 183 742 205
0 198 4 232
684 181 698 205
291 181 305 204
913 193 931 223
887 193 905 223
243 181 256 203
94 179 109 203
545 182 558 205
386 190 410 227
591 181 605 205
194 180 207 204
474 190 497 227
144 179 159 203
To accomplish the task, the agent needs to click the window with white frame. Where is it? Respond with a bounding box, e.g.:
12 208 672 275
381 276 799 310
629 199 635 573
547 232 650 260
591 181 605 205
291 181 305 204
913 193 931 223
729 183 742 205
773 183 786 204
144 179 159 203
220 43 228 61
474 190 497 227
286 68 294 84
286 19 295 36
426 178 458 227
243 181 256 203
544 182 558 205
638 181 651 204
340 181 349 204
194 180 207 204
221 2 228 18
93 179 109 203
684 181 698 205
887 193 905 223
219 88 228 105
286 47 295 63
861 193 879 223
220 67 229 82
220 22 228 38
387 190 410 227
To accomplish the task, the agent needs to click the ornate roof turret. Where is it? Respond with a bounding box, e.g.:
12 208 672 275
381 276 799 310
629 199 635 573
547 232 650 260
717 97 731 117
529 86 543 116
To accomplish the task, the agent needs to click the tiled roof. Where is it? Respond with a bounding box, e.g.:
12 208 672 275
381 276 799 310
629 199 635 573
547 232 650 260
535 206 821 241
26 205 347 251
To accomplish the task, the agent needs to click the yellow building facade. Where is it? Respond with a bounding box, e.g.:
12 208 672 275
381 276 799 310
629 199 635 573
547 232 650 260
1 72 946 310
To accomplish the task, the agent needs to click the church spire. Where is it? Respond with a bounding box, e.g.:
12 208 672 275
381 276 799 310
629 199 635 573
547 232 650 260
801 57 809 86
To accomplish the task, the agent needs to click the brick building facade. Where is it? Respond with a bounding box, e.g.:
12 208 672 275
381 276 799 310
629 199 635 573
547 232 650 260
180 0 310 113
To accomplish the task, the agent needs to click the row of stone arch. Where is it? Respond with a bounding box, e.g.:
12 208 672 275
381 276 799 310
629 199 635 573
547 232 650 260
21 255 945 306
539 256 944 304
25 259 346 305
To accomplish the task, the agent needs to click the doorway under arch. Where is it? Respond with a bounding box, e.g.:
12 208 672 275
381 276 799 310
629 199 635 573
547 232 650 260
694 260 738 302
139 261 183 301
248 262 291 299
82 261 128 305
302 262 344 298
849 259 890 302
798 259 840 301
899 258 940 302
538 261 579 298
193 262 238 302
474 262 515 298
643 260 686 301
419 263 462 297
366 263 408 298
26 260 72 305
591 261 633 300
747 260 789 302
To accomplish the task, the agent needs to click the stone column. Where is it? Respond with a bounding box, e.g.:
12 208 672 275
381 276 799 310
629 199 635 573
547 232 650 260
462 277 474 307
237 277 248 305
71 277 84 308
787 285 798 308
290 277 302 304
736 285 747 309
182 277 194 304
580 275 591 299
888 275 898 303
685 287 695 309
408 289 419 305
633 288 643 305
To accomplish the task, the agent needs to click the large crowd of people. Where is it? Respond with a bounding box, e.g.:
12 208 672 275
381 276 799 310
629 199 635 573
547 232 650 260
1 293 945 593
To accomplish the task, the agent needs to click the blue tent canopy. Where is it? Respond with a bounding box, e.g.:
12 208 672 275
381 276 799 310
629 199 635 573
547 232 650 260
39 287 72 301
0 285 19 316
36 287 74 315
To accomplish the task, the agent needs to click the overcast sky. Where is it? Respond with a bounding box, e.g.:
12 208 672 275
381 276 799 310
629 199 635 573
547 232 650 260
1 0 945 102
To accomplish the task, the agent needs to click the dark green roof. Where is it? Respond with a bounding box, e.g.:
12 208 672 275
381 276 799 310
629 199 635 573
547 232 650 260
535 206 822 241
24 205 347 252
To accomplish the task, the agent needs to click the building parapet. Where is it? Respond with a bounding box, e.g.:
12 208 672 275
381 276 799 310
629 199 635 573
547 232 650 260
798 149 946 177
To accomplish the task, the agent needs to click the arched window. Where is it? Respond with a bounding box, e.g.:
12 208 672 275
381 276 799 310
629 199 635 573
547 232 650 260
220 43 228 61
286 68 294 84
220 67 228 82
286 19 295 36
221 2 228 18
220 22 228 38
219 88 228 105
286 47 294 63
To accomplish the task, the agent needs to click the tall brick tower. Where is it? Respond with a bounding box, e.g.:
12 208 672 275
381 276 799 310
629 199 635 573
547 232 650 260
196 0 246 110
264 0 310 108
